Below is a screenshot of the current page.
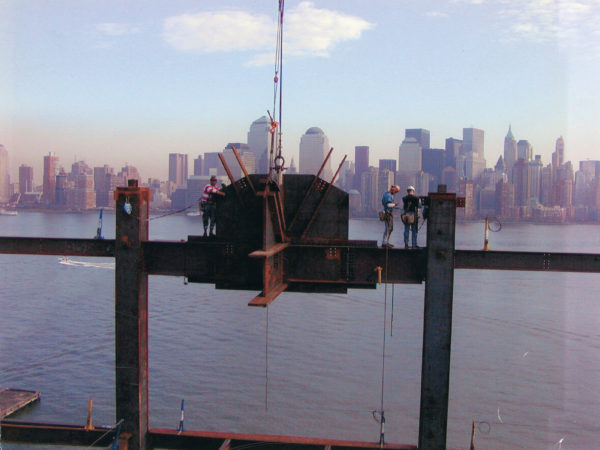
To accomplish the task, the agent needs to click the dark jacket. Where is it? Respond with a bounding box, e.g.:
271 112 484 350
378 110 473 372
402 194 420 213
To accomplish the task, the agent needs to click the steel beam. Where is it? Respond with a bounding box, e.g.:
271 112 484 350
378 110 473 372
0 237 114 257
0 420 129 448
114 181 150 450
148 428 417 450
418 192 457 450
455 249 600 272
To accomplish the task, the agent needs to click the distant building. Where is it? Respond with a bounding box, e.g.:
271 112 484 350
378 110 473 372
193 155 203 176
445 138 462 169
552 136 565 168
203 152 221 176
73 173 96 210
19 164 34 194
94 165 114 207
43 152 59 205
247 116 270 173
360 167 379 215
299 127 332 179
405 129 430 150
421 148 445 181
503 125 517 179
0 145 10 203
398 137 422 173
222 143 252 179
495 179 514 218
462 128 486 180
441 166 458 193
169 153 188 188
512 158 530 206
517 140 532 162
354 146 369 190
378 159 396 173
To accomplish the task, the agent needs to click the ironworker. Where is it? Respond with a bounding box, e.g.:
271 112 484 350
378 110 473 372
200 175 225 237
401 186 421 249
381 184 400 248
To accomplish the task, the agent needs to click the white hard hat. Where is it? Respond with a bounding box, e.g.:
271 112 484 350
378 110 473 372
407 185 415 191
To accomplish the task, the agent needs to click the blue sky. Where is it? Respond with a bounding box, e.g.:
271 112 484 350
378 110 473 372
2 0 599 183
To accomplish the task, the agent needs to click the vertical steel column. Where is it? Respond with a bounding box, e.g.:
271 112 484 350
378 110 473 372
418 190 456 449
114 180 150 450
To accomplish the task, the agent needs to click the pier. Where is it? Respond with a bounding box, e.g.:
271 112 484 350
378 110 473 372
1 171 600 449
0 389 40 419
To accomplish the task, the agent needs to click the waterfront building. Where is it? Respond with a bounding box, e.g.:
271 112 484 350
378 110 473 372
441 166 458 193
398 137 422 173
354 146 369 190
43 152 59 205
94 165 114 207
169 153 188 188
495 179 515 218
19 165 34 195
528 155 543 204
348 189 362 216
247 116 270 173
462 128 484 158
299 127 332 180
405 128 430 150
503 125 517 179
378 169 395 203
513 158 530 206
73 173 96 210
457 179 475 219
0 145 8 203
541 165 553 206
338 159 353 190
461 128 486 181
222 143 252 179
119 165 140 182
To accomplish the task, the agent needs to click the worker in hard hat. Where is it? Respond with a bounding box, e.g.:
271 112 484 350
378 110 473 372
401 186 421 249
200 175 225 237
381 184 400 248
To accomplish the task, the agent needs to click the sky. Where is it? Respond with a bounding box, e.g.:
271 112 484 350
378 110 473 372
1 0 599 184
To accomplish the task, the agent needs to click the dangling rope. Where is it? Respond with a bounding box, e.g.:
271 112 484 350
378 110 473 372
268 0 285 181
378 246 390 445
265 305 270 410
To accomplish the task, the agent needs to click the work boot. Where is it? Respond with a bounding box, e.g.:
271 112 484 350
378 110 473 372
203 228 207 237
404 244 409 249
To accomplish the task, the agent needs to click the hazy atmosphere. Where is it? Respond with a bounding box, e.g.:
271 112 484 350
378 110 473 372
2 0 599 183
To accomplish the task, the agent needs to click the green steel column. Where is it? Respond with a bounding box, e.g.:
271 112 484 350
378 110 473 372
418 190 456 449
114 180 150 450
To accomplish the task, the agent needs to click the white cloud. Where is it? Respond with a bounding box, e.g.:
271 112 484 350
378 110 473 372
162 1 374 64
426 10 449 18
162 11 273 52
96 23 140 36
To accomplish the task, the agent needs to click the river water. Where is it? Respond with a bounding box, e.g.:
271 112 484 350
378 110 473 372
1 212 599 449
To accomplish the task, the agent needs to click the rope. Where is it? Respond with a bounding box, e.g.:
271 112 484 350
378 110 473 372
378 246 389 445
265 306 269 410
85 419 123 448
268 0 285 180
148 205 193 221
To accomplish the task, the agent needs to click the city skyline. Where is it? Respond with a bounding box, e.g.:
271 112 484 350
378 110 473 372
2 1 600 182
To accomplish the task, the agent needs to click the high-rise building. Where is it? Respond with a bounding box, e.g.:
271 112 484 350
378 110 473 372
528 155 543 204
421 148 445 181
398 137 422 173
462 128 486 180
405 129 430 150
19 165 34 194
119 165 140 183
299 127 332 179
503 125 517 178
0 145 9 203
553 136 565 167
203 152 221 176
94 165 114 207
445 138 462 169
55 169 68 206
360 166 379 214
378 159 396 173
43 152 59 205
513 158 530 206
222 143 252 179
354 146 369 190
495 179 514 218
517 140 532 162
74 173 96 209
169 153 188 187
247 116 270 173
378 169 395 205
193 155 203 176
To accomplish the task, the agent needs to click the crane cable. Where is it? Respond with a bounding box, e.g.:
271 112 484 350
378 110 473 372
268 0 285 181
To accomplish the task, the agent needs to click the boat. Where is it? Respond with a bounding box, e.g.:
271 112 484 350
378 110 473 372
0 209 18 216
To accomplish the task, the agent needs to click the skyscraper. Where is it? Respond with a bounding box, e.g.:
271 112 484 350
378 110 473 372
43 152 59 205
553 136 565 167
19 164 34 194
193 155 203 176
445 138 462 169
354 146 369 190
398 137 422 173
169 153 188 187
462 128 486 180
405 129 430 150
0 145 9 203
247 116 270 173
299 127 332 179
378 159 396 173
517 140 532 162
503 125 517 177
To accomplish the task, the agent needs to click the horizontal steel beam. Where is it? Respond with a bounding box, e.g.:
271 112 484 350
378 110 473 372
455 250 600 273
0 420 129 448
149 428 417 450
0 237 115 257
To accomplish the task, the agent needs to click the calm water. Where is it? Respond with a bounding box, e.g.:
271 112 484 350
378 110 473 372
1 212 600 449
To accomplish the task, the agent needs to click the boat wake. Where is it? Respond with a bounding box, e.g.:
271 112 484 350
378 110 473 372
59 257 114 269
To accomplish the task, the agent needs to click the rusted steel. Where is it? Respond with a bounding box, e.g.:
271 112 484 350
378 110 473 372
300 155 348 240
418 191 457 450
230 145 256 194
218 153 244 204
114 184 150 450
455 250 600 273
0 420 129 448
148 428 417 449
0 389 40 419
0 237 114 257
